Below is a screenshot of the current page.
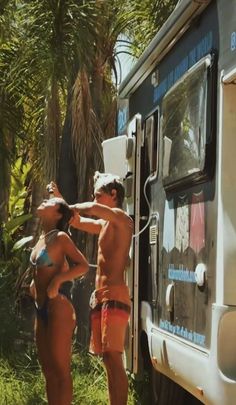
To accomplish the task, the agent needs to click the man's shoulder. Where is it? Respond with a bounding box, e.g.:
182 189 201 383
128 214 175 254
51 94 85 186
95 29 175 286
112 208 133 227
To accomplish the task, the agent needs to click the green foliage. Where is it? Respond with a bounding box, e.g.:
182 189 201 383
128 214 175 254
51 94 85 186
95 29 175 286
9 157 31 217
128 0 178 56
0 350 149 404
0 155 32 262
0 2 177 401
0 198 32 353
0 355 45 405
0 245 32 354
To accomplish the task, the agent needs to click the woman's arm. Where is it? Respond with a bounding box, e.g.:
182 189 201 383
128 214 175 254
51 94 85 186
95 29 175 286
29 279 36 300
47 233 89 298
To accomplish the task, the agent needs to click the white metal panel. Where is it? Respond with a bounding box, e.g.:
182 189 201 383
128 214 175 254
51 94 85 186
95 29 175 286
132 114 142 374
141 301 236 405
220 74 236 305
102 135 128 178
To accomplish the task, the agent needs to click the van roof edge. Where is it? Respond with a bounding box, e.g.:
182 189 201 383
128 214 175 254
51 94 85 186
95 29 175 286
118 0 212 98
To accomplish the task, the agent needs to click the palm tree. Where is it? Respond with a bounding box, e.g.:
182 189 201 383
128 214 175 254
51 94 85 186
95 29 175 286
0 0 178 347
0 0 100 234
0 0 178 225
59 0 136 204
0 0 24 222
129 0 178 56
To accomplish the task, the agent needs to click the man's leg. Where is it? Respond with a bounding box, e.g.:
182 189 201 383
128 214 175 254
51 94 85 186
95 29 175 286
103 351 128 405
99 299 130 405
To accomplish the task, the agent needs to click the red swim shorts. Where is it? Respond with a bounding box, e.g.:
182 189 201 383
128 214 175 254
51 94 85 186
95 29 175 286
89 285 131 354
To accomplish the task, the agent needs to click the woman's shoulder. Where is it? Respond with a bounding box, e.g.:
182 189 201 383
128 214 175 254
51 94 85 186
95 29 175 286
44 229 69 245
55 230 68 237
56 231 71 243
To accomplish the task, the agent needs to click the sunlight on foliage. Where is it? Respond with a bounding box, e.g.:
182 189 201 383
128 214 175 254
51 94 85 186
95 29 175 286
0 351 148 404
9 157 31 217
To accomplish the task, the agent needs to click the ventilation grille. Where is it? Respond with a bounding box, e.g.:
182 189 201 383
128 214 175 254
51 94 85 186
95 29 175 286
149 225 157 245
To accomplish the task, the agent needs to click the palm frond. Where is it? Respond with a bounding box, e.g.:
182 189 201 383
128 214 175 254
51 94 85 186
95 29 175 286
71 69 104 201
44 78 62 183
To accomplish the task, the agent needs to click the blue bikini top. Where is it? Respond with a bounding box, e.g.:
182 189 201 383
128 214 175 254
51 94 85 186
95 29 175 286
30 229 59 268
30 247 55 267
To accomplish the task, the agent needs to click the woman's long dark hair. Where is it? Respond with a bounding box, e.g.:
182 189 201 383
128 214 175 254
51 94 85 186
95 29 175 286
56 200 73 232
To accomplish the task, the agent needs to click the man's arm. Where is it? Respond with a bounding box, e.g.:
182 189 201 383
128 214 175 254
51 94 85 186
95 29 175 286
72 202 130 226
70 214 104 235
47 181 103 234
47 181 131 232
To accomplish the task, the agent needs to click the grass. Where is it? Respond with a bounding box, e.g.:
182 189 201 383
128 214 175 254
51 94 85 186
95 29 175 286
0 288 150 404
0 348 150 405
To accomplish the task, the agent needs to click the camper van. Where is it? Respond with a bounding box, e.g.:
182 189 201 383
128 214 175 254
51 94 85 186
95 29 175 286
102 1 236 404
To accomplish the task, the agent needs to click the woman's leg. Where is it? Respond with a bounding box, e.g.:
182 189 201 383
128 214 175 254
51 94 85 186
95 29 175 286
36 296 76 405
46 295 76 405
35 317 59 404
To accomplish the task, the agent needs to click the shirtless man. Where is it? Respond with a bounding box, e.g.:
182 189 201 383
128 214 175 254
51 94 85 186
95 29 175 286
49 172 133 405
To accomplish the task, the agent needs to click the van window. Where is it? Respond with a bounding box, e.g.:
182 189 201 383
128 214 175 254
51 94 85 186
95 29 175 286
162 56 214 189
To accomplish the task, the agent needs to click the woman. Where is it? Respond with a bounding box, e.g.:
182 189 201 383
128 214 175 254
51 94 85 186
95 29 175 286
30 197 88 405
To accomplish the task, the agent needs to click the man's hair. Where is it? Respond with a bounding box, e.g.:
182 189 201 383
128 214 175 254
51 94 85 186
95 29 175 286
93 171 125 208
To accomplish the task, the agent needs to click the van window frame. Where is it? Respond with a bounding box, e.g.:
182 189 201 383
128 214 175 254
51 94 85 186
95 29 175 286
144 107 160 182
161 53 217 192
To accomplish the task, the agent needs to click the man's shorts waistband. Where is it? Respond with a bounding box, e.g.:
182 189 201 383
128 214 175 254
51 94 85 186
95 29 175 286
90 284 131 309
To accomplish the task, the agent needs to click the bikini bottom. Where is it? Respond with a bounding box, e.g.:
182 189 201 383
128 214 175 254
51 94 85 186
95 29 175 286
35 284 72 326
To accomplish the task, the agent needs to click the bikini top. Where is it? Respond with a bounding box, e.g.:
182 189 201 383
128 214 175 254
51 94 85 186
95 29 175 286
30 246 56 267
30 229 60 268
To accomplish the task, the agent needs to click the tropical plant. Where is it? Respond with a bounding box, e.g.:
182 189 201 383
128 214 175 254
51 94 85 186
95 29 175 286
129 0 179 56
0 0 178 228
0 214 33 353
0 154 33 352
0 0 179 351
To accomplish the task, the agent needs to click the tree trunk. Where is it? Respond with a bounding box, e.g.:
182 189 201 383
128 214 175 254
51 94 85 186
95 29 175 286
58 106 78 204
24 179 44 244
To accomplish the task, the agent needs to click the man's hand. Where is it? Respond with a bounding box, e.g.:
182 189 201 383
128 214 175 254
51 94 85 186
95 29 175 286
47 181 62 198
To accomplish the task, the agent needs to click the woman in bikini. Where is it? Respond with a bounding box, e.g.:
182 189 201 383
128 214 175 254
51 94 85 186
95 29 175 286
30 197 88 405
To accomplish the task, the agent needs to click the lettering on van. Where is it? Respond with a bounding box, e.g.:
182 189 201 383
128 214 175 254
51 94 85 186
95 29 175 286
159 319 206 346
168 267 196 283
153 31 213 103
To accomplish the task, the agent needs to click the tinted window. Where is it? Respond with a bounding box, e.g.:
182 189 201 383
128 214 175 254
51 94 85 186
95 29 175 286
162 58 211 188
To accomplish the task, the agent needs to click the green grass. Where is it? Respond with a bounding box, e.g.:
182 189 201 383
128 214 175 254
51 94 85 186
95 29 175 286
0 349 150 405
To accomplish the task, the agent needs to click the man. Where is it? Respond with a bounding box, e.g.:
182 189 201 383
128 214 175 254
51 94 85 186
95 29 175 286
49 172 133 405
